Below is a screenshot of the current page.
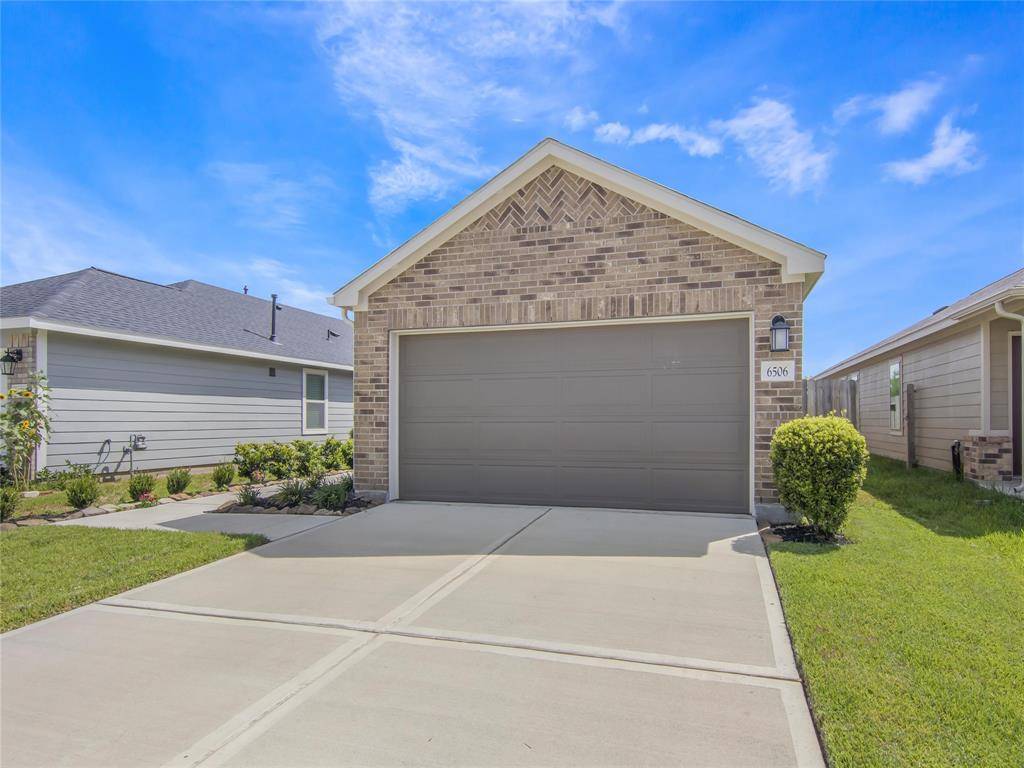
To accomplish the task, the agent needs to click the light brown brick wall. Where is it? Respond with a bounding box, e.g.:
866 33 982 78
352 167 804 505
963 434 1014 482
1 329 38 392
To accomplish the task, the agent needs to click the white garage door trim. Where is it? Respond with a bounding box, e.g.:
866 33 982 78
388 311 755 515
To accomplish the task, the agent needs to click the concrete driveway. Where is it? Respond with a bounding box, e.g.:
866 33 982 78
1 502 823 767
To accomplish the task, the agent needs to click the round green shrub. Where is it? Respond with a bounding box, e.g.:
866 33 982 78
127 472 157 502
770 415 869 534
65 475 100 510
211 463 236 489
1 486 19 520
165 467 192 495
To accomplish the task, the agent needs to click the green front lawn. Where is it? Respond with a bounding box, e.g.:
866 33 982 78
0 526 264 632
12 468 228 519
768 455 1024 767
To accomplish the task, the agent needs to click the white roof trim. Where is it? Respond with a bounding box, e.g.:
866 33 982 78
330 138 826 311
0 316 353 372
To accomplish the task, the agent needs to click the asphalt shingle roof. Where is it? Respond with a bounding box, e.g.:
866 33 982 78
0 268 352 367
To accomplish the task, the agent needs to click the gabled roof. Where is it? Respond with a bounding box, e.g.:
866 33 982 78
1 268 352 369
330 138 827 310
814 267 1024 379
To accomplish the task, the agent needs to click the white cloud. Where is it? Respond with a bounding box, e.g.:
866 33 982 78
884 114 981 184
207 161 331 230
244 257 336 314
594 122 631 144
629 123 722 158
712 99 831 193
565 106 599 132
834 79 943 134
316 2 626 212
0 177 184 286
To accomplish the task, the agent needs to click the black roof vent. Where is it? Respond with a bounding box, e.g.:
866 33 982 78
932 305 949 315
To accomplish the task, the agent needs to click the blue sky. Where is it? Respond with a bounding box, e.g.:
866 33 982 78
2 2 1021 373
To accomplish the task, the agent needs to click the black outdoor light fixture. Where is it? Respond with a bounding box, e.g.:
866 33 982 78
1 348 23 377
770 315 792 352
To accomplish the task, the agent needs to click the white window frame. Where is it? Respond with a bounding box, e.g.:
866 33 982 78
888 358 903 434
302 368 329 435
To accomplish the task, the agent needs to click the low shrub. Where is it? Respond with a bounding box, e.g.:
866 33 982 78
127 473 157 502
165 467 192 495
292 440 327 483
65 475 100 509
322 437 353 471
266 442 298 480
234 442 274 481
211 463 236 489
311 476 352 511
273 478 309 507
770 414 869 535
33 461 93 491
0 486 19 520
236 485 261 506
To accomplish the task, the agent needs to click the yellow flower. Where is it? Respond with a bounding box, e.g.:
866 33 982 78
21 391 34 399
20 420 31 430
0 393 5 400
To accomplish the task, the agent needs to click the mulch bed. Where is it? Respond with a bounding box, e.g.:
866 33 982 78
767 523 850 545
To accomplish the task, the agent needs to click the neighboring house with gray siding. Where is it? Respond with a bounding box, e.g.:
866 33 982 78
1 268 353 474
809 268 1024 485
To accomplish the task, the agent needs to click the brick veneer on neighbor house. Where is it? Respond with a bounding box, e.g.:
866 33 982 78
353 167 804 503
962 434 1015 483
1 329 38 392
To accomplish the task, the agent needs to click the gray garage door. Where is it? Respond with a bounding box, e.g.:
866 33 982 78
398 319 750 514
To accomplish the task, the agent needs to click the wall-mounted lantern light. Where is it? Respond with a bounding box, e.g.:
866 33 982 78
770 315 792 352
1 348 23 377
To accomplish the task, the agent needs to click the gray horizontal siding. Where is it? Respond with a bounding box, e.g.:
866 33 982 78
46 333 352 473
820 326 982 472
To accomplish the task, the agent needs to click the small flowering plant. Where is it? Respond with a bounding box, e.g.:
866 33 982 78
1 372 51 489
136 491 157 507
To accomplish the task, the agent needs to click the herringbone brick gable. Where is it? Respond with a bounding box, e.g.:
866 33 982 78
467 166 652 232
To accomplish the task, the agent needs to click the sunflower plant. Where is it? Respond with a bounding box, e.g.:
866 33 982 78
1 372 52 489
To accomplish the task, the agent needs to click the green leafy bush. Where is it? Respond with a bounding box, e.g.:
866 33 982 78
266 442 297 480
165 467 192 495
235 484 261 506
0 486 19 521
65 475 100 509
311 476 352 511
211 463 236 489
322 437 353 471
770 414 869 534
292 440 327 483
234 443 273 481
273 478 309 507
127 473 157 502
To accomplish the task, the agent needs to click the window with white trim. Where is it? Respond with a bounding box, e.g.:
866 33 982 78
888 359 902 432
303 369 328 434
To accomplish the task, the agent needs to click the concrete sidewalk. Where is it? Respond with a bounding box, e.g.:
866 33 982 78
3 502 824 767
55 492 337 541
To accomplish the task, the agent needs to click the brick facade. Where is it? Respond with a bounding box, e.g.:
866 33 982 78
963 434 1014 483
353 166 804 504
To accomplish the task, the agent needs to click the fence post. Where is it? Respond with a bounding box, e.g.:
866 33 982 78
905 383 916 469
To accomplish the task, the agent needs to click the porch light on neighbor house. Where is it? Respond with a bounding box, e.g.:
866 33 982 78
0 348 23 377
770 316 791 352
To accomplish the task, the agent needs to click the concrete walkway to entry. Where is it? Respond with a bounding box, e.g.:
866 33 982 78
2 501 824 768
54 491 337 541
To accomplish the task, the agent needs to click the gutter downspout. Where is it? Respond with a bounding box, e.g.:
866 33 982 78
994 301 1024 492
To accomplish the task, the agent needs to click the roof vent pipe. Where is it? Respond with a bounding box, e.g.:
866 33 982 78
270 293 281 342
994 300 1024 493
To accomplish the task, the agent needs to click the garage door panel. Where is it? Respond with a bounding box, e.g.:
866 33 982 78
562 373 650 409
652 370 747 410
476 420 557 455
560 421 650 458
399 320 750 514
651 467 748 512
652 420 747 460
475 375 559 409
401 420 476 458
